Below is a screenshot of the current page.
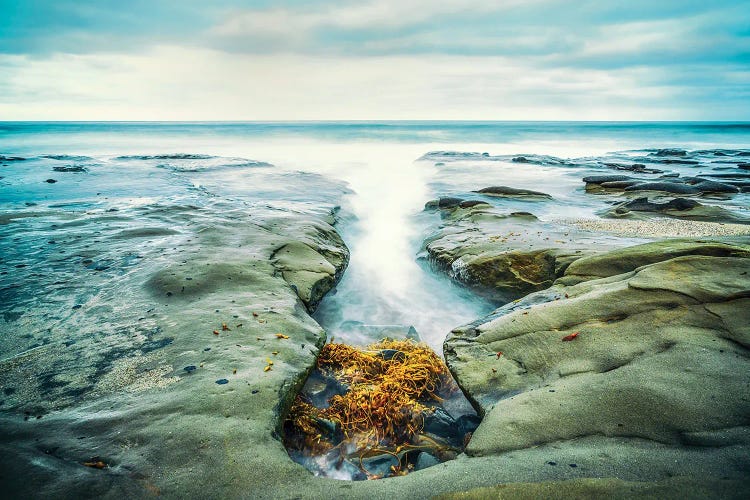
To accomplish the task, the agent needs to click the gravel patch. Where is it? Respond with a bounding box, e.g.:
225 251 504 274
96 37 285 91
554 218 750 238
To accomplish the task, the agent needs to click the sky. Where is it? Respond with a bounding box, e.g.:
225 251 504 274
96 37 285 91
0 0 748 120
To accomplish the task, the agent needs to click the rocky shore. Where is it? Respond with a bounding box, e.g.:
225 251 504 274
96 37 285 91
2 147 749 498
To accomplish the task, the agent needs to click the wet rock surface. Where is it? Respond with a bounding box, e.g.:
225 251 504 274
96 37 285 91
473 186 552 199
444 239 750 485
601 196 750 224
422 201 617 303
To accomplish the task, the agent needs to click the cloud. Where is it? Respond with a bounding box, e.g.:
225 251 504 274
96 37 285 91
0 0 748 119
2 45 746 121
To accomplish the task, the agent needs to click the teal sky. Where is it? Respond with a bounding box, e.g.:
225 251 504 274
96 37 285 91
0 0 748 120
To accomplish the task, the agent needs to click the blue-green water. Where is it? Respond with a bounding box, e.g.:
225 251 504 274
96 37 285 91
2 121 750 150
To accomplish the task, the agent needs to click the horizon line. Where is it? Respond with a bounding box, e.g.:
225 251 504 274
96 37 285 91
2 119 750 124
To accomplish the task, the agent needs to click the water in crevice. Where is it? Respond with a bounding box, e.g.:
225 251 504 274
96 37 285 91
283 150 493 480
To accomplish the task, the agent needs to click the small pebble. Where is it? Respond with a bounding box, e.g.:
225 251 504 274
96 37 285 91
72 304 82 310
184 365 197 373
204 347 211 351
251 390 259 394
547 461 556 466
215 379 229 385
569 463 577 468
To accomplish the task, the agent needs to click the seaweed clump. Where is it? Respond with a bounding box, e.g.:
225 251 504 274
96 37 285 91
283 339 477 479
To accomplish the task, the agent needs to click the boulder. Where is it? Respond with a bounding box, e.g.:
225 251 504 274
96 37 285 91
445 244 750 463
651 148 687 157
560 239 750 284
360 454 399 478
473 186 553 199
423 205 609 303
583 175 633 184
623 182 701 195
692 180 740 193
602 197 750 224
271 228 350 312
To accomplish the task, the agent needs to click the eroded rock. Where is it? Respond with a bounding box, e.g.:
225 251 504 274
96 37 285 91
445 242 750 463
423 204 607 303
473 186 552 199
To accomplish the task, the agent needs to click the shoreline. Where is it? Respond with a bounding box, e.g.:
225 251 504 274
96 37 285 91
2 141 749 498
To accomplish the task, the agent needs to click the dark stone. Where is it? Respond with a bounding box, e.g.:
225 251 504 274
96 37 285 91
547 461 557 466
52 165 88 173
45 179 58 184
313 417 340 440
425 197 464 210
692 180 740 193
583 175 633 184
599 180 641 189
458 200 488 208
415 452 439 471
215 379 229 385
72 304 82 310
651 149 687 157
603 163 663 174
658 158 700 165
456 413 482 435
306 372 348 408
614 197 701 213
424 407 457 437
360 454 399 478
512 156 530 163
624 182 701 195
183 365 197 373
474 186 552 198
706 173 750 179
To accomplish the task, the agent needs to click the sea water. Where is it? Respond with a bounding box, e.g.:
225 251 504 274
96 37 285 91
2 121 749 352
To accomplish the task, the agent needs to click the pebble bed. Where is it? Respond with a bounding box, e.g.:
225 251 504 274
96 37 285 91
556 217 750 238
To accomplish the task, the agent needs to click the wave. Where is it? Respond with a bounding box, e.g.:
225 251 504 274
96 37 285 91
420 150 575 166
114 153 217 160
41 154 93 161
154 160 271 172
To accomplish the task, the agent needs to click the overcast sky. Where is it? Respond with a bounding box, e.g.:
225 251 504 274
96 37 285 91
0 0 748 120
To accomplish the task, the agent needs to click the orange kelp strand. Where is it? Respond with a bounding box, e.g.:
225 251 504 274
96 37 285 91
285 339 455 471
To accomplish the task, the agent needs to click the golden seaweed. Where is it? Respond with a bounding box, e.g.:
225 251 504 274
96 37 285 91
283 339 457 478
